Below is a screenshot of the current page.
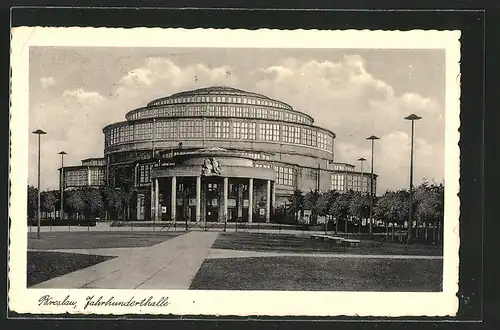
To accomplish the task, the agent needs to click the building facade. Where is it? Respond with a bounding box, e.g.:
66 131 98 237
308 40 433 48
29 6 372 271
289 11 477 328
61 86 378 222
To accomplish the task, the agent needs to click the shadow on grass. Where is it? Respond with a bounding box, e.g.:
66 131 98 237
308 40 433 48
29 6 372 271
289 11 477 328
212 232 443 256
27 251 115 287
190 256 443 291
28 231 184 250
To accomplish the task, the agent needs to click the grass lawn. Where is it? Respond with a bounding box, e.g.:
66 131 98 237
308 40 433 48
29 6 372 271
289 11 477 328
28 231 184 250
212 232 443 256
190 256 443 291
27 251 114 287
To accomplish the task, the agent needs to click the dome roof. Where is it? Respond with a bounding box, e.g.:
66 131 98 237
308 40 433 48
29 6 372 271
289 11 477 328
146 86 293 110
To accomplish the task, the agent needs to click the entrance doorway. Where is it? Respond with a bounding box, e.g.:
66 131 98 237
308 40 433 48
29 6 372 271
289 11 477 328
206 182 219 222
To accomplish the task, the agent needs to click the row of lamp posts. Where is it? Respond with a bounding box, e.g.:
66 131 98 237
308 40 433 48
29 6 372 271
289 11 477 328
358 113 422 243
32 113 422 241
32 128 67 239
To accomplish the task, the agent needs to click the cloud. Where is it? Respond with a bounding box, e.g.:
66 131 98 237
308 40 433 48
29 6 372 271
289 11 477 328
29 58 240 190
62 88 106 104
28 88 110 190
39 76 55 89
29 54 444 193
113 57 238 109
252 55 444 192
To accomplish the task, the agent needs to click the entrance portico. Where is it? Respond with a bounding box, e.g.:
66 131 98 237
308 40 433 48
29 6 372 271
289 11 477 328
150 147 276 223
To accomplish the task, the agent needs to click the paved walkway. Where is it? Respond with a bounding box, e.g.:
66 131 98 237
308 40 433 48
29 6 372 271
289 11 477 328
33 231 219 289
207 248 443 260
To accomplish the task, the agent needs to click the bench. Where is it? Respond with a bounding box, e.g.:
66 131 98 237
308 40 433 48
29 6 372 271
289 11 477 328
342 239 361 247
310 234 345 244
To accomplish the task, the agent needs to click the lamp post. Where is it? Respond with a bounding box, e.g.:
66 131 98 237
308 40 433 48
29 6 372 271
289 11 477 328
366 135 379 239
357 157 366 193
357 157 367 234
58 151 67 229
33 129 47 239
405 114 422 243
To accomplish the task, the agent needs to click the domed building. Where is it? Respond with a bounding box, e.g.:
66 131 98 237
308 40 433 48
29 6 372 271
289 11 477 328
61 86 378 223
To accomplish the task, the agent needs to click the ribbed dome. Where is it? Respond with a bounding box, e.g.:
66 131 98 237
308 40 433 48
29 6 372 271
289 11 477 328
169 86 274 100
146 86 292 110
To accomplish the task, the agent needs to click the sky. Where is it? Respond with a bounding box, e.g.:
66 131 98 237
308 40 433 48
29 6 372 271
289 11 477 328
28 46 446 193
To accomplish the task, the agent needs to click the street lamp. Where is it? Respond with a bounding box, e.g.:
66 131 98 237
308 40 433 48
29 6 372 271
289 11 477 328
366 135 380 239
33 129 47 239
58 151 67 230
405 113 422 243
357 157 367 234
357 157 367 193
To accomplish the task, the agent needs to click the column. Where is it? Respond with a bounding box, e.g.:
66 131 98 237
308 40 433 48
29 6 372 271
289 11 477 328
266 179 271 223
271 181 276 218
196 176 201 222
248 178 253 223
87 167 91 185
237 183 243 219
171 176 176 222
150 182 154 221
155 178 160 221
223 177 228 223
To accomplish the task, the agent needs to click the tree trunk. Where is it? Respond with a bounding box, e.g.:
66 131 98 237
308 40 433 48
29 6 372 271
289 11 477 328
391 223 395 242
437 222 441 241
432 222 436 242
358 217 361 234
385 222 388 241
335 218 338 234
345 218 348 235
424 222 428 241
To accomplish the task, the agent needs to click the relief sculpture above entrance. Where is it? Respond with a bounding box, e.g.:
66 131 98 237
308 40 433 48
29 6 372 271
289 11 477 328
201 158 221 176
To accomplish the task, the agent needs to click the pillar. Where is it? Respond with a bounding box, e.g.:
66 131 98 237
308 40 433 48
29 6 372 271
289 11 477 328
150 182 154 221
237 183 243 219
136 194 141 220
155 178 160 221
248 178 253 223
196 176 201 222
266 179 271 223
171 176 176 222
223 177 228 223
271 181 276 217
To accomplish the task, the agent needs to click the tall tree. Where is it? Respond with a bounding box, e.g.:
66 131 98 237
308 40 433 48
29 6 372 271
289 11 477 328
114 166 135 221
66 190 86 220
287 189 304 223
27 185 38 220
329 191 350 234
414 182 444 242
40 190 57 217
374 191 394 241
82 187 105 219
349 192 370 234
303 189 321 225
103 186 124 220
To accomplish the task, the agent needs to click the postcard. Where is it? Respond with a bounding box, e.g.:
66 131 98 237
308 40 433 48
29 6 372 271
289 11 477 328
10 27 461 317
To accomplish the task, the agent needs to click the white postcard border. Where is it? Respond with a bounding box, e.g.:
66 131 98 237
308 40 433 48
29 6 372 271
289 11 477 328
9 27 461 317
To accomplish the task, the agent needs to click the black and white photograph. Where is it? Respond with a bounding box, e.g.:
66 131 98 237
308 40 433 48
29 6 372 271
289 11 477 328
9 27 461 316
